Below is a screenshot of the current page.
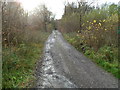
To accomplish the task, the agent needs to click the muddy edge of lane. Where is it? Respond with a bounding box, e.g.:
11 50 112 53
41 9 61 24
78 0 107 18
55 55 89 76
35 30 118 88
35 30 77 88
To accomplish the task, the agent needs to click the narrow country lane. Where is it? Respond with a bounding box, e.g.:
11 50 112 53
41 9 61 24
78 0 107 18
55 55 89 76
36 30 118 88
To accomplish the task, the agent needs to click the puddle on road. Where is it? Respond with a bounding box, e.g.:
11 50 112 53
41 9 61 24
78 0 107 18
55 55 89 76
37 30 77 88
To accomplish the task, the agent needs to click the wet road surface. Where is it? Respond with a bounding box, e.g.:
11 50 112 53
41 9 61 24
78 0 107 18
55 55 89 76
36 30 118 88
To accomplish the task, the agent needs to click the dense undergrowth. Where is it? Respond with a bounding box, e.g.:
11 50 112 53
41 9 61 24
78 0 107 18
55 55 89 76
3 43 42 88
64 33 120 79
61 2 119 79
3 31 50 88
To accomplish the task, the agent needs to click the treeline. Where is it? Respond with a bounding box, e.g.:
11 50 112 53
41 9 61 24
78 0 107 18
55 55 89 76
2 2 28 47
2 1 55 88
58 1 118 51
28 5 56 32
2 1 55 47
59 1 119 78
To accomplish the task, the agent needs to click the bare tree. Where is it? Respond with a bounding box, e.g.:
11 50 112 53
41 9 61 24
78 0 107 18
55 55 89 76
77 0 93 32
30 5 54 32
2 1 28 47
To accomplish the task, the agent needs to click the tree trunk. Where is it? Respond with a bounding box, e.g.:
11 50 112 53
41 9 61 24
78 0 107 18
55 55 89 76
79 14 82 33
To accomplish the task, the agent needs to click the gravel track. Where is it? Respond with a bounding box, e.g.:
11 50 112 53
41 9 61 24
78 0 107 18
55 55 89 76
35 30 118 88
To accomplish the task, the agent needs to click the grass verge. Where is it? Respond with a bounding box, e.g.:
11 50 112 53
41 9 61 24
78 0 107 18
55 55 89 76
3 31 50 88
2 43 44 88
64 33 120 79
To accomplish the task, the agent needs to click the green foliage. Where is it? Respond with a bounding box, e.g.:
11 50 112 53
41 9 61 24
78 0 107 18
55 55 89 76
2 1 53 88
59 1 94 32
61 2 119 79
85 46 119 79
108 4 118 15
83 9 108 21
81 12 118 50
3 31 50 88
64 34 119 79
2 43 43 88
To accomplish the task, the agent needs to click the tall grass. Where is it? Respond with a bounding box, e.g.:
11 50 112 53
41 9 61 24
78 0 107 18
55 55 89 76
2 30 50 88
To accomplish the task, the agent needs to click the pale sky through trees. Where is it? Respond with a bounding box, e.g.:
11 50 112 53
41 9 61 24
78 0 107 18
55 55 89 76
19 0 119 19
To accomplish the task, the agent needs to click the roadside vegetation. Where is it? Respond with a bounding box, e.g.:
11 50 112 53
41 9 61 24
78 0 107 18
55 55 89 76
2 1 119 88
64 34 119 79
58 2 120 79
2 2 54 88
3 31 49 88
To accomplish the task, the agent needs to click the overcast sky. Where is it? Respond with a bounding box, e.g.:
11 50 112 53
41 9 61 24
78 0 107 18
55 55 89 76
19 0 119 19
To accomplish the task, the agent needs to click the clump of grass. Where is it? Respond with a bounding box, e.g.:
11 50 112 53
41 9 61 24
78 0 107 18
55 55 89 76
64 33 119 79
84 46 119 78
2 43 43 88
